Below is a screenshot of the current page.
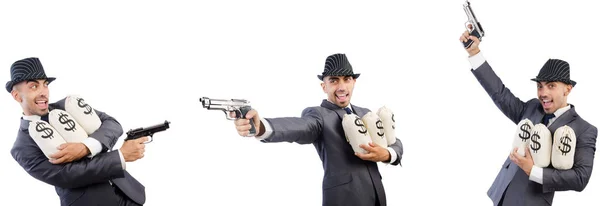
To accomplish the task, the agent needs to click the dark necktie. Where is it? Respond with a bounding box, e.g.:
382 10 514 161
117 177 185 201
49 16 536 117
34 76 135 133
343 107 353 114
41 114 49 122
542 113 555 126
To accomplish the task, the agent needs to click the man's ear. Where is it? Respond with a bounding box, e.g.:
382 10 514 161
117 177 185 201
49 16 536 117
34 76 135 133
11 86 22 103
564 84 573 96
321 82 326 93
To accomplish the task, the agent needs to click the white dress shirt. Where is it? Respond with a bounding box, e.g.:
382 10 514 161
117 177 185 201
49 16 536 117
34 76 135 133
255 104 398 165
23 114 126 170
468 52 572 184
528 105 571 184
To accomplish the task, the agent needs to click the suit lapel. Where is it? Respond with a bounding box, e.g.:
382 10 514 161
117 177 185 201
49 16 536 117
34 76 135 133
352 105 366 117
320 99 348 120
20 118 29 132
548 105 578 133
530 106 545 125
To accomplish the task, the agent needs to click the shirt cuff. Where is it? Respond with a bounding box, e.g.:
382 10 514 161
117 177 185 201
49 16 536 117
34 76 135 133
117 149 126 170
82 137 103 158
529 165 543 184
385 147 397 165
255 118 273 140
468 51 486 69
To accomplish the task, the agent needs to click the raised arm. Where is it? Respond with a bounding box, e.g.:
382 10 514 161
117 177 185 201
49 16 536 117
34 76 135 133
461 31 528 124
471 59 529 124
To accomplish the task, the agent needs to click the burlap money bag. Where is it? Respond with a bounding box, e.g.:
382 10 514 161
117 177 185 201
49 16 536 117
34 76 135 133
361 112 388 148
513 119 534 156
377 106 396 145
29 120 67 159
551 125 577 170
342 113 372 154
529 124 552 167
49 109 88 143
65 95 101 135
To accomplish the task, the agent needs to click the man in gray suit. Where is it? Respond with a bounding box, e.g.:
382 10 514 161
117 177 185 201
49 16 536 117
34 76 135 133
6 57 148 206
460 31 598 205
233 53 403 206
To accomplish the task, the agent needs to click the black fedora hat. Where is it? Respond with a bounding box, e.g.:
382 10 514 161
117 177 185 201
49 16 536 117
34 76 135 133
317 53 361 80
531 58 576 87
5 57 56 93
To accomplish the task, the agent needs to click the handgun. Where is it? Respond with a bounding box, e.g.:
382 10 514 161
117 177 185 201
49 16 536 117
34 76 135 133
463 0 485 48
125 120 171 143
199 97 256 137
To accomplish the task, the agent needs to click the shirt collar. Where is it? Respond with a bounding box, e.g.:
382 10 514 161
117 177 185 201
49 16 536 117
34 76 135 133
345 105 353 112
552 104 571 119
326 99 352 111
22 114 41 121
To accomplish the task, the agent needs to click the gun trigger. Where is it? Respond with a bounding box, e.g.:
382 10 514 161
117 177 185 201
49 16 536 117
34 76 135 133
145 136 154 144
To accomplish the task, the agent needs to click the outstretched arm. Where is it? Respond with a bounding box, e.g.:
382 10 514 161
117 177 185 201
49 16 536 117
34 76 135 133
257 107 324 144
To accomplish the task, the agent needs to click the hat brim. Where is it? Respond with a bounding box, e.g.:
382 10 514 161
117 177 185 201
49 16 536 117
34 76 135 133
318 73 360 81
5 77 56 93
530 78 576 87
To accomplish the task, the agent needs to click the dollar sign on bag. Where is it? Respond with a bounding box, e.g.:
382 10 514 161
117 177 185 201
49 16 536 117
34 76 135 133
58 112 76 132
376 120 385 137
36 122 54 139
530 131 541 153
77 98 93 115
559 135 572 156
391 114 395 129
354 117 367 134
519 124 531 142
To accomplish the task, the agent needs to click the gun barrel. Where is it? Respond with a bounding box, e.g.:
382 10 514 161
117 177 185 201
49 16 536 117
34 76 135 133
199 97 250 110
143 121 171 132
127 120 171 139
463 2 476 22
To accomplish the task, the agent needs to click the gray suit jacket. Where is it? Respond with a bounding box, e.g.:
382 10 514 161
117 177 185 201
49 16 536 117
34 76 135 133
472 62 598 206
262 100 404 206
10 98 146 206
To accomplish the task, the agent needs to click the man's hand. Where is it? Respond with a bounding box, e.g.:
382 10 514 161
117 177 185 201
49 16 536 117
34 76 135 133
355 142 391 162
120 137 148 162
459 24 481 57
49 143 90 164
509 147 535 176
231 109 263 137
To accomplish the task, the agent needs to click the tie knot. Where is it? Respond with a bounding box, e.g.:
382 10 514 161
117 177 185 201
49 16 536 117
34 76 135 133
41 115 49 122
542 113 555 125
343 107 353 114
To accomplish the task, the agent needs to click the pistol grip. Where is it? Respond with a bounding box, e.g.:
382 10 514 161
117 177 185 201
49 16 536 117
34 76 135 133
239 106 256 136
463 29 481 48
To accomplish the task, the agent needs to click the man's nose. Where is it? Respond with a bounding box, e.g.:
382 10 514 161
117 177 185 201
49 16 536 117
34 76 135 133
539 87 549 97
40 87 49 97
337 84 347 92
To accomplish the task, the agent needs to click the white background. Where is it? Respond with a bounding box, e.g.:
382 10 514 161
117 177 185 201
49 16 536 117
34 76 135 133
1 0 599 205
